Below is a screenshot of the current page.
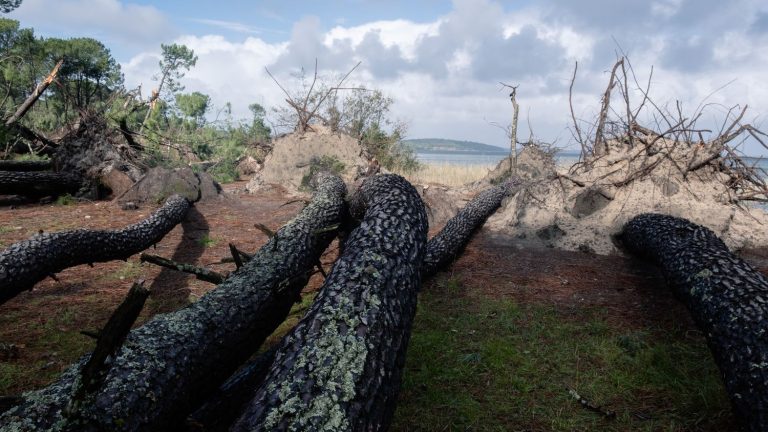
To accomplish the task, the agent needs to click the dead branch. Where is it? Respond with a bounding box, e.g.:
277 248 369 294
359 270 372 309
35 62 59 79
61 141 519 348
566 386 616 419
594 58 624 156
140 253 225 284
500 82 520 172
229 243 244 269
568 61 585 155
266 60 362 133
65 280 150 419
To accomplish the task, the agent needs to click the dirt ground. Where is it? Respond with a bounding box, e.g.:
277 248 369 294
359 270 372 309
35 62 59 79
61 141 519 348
1 181 766 428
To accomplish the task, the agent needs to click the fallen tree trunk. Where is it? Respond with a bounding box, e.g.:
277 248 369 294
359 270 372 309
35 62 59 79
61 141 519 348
232 174 428 431
0 160 53 171
619 213 768 432
0 194 191 306
0 170 81 196
422 177 521 278
0 174 347 431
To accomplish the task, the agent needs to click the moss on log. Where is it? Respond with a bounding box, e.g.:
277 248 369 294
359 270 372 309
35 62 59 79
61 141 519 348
620 213 768 432
0 195 191 306
422 177 521 278
0 174 348 431
232 174 428 432
0 170 81 196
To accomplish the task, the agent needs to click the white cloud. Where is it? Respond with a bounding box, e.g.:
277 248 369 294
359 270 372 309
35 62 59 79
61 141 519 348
10 0 173 47
325 19 440 59
651 0 684 19
189 19 263 35
123 34 288 122
113 0 768 154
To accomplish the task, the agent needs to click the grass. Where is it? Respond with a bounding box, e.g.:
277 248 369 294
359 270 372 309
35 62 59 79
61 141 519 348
55 194 76 206
300 155 346 191
0 264 732 431
103 261 143 281
392 276 732 431
197 234 217 247
0 296 101 395
398 163 494 187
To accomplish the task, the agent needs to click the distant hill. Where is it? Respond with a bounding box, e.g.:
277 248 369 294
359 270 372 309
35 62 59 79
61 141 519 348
403 138 508 154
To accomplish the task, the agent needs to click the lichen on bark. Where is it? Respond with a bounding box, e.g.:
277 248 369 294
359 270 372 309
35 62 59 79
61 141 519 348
0 194 191 305
0 174 348 432
620 213 768 432
232 174 428 432
422 177 522 278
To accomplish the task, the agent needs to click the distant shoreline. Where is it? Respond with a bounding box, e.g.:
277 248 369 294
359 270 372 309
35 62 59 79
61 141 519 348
414 149 508 156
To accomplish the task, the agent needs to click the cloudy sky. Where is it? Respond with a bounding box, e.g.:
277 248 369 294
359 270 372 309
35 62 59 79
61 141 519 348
9 0 768 153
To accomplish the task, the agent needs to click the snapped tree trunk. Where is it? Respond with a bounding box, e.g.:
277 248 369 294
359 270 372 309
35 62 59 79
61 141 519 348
0 194 190 305
619 213 768 432
0 170 81 196
422 177 521 278
0 160 53 171
4 59 63 128
0 174 347 432
232 174 428 432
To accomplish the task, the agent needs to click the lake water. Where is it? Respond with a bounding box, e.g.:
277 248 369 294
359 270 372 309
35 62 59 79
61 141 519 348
417 152 768 172
416 151 582 167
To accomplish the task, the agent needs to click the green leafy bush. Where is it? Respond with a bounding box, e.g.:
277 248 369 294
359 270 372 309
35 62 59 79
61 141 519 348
300 155 345 191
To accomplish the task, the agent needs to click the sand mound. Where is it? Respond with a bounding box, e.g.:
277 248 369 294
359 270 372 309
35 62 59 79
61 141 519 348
485 141 768 255
246 126 369 193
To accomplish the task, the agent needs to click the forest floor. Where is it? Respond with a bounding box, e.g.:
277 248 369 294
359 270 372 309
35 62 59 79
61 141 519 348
1 181 765 431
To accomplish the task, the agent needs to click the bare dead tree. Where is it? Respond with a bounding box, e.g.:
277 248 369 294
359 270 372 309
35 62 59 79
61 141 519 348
593 58 624 156
265 60 362 133
498 82 520 172
568 61 586 158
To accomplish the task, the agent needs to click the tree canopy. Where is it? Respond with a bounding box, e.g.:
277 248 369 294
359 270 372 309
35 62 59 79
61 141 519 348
0 0 22 14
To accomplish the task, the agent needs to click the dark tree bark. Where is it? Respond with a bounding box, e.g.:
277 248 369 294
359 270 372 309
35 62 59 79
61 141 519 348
0 174 347 432
0 194 190 305
619 213 768 432
66 281 150 418
0 160 53 171
187 348 278 432
422 177 521 278
232 174 428 432
0 170 82 196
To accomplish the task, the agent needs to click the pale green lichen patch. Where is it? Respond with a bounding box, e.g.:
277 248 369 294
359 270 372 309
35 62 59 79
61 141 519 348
263 293 369 430
239 175 427 431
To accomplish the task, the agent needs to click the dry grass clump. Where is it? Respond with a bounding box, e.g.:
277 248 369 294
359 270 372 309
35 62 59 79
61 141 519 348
397 163 493 187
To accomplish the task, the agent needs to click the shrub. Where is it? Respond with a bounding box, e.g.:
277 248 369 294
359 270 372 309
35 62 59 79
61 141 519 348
300 155 345 191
